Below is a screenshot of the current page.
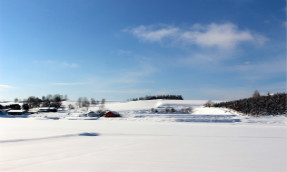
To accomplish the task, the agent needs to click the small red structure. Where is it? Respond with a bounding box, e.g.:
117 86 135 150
104 111 121 117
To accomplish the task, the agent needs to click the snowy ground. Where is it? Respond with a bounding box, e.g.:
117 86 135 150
0 100 286 172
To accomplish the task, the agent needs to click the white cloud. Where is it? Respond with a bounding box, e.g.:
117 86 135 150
0 84 14 89
128 25 179 42
127 23 268 49
181 23 255 49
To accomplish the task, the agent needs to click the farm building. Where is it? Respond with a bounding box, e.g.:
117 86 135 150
7 110 27 115
103 111 121 117
38 107 57 113
87 111 102 117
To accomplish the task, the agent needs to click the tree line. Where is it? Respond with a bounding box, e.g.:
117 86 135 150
23 94 67 109
0 94 67 111
1 95 104 112
213 92 286 116
129 95 184 101
76 97 104 110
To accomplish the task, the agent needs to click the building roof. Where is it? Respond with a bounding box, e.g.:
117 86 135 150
7 110 26 113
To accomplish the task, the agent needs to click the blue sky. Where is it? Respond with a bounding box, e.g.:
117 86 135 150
0 0 286 101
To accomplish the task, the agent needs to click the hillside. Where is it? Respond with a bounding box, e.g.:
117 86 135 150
213 93 286 116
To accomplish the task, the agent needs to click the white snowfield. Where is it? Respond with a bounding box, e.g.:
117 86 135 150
0 100 286 172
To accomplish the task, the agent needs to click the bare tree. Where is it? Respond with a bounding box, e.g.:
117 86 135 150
165 107 171 113
77 97 83 108
204 100 214 107
253 90 261 98
186 106 193 114
91 98 97 105
68 104 75 110
14 98 19 103
99 98 106 112
181 106 193 114
82 97 90 110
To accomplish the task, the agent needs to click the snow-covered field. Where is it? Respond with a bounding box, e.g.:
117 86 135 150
1 100 286 172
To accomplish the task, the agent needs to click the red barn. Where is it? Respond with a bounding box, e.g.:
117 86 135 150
104 111 121 117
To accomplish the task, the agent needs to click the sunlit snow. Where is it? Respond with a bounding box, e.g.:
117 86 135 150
0 100 286 172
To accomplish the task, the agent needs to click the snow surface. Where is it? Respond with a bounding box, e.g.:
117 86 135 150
0 100 286 172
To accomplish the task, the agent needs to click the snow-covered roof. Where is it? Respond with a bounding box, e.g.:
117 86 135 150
7 110 26 113
107 111 120 115
0 102 23 106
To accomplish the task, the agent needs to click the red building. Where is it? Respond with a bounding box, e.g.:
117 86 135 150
104 111 121 117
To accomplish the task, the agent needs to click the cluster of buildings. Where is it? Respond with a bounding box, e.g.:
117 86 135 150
0 101 121 118
0 102 58 115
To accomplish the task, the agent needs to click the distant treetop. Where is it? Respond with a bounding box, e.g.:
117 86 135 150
129 95 183 101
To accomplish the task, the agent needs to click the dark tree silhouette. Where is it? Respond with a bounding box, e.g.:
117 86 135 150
213 93 286 116
130 95 184 101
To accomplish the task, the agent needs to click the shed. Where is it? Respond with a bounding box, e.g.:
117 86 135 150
38 107 57 113
87 111 102 117
7 110 27 115
103 111 121 117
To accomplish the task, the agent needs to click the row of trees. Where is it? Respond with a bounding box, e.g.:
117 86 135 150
0 104 22 110
213 92 286 116
22 94 67 109
76 97 105 111
5 95 105 111
129 95 184 101
151 106 193 114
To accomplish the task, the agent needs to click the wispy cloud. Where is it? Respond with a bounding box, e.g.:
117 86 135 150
93 89 151 94
127 25 179 42
233 58 287 76
52 82 87 86
34 60 80 68
0 84 14 89
101 59 157 85
126 22 268 49
180 23 267 49
70 57 157 95
178 51 229 66
117 49 132 56
62 62 79 68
